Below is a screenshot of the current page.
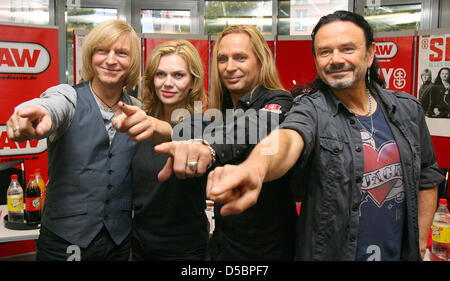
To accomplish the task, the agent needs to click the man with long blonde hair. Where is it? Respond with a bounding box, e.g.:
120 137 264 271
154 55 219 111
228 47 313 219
208 25 285 110
6 19 158 260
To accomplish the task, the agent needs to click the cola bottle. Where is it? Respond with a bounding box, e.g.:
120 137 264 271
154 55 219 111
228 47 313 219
7 174 24 223
25 173 41 223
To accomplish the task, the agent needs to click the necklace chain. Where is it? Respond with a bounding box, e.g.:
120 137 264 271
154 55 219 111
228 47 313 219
365 90 372 116
351 89 375 139
89 82 121 112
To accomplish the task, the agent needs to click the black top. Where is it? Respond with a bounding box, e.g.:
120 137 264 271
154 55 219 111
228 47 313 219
209 85 298 260
131 139 208 252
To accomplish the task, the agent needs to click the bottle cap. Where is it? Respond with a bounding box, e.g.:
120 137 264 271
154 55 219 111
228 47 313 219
29 174 35 181
439 198 447 205
11 174 18 180
34 168 41 174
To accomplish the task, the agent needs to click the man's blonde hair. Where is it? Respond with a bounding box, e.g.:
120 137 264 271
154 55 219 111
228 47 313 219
81 19 140 89
209 25 285 110
142 39 207 118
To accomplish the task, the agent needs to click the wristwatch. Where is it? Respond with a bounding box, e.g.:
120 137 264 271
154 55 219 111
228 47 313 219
191 139 216 169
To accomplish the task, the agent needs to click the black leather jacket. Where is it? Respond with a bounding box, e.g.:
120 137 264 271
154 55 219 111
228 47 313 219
281 83 444 260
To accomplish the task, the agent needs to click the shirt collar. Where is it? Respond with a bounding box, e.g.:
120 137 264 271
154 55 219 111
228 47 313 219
371 83 397 117
223 84 265 109
324 83 397 117
321 87 346 117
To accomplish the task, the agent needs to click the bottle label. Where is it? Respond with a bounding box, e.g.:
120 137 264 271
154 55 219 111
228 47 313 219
7 195 23 211
431 222 450 243
25 197 41 211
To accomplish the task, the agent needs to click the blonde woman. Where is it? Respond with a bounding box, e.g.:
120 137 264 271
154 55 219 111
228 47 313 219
7 19 143 260
130 40 209 260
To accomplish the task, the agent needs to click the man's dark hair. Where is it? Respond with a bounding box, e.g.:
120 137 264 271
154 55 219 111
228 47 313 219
434 67 450 86
310 10 385 89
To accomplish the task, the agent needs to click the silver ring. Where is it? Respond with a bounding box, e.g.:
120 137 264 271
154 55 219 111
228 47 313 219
13 125 19 133
187 161 198 171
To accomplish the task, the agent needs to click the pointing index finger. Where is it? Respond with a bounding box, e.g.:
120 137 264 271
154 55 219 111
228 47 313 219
154 142 177 156
117 101 138 116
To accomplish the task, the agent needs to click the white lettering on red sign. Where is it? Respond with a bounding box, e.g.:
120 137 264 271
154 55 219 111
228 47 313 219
0 125 47 156
375 41 398 59
261 104 282 114
379 68 407 90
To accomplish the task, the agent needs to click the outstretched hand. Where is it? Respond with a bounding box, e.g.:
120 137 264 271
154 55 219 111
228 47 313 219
206 163 264 216
112 101 157 142
154 141 212 181
6 106 52 142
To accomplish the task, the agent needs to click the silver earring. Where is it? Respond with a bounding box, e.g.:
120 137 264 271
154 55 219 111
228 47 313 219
367 68 371 84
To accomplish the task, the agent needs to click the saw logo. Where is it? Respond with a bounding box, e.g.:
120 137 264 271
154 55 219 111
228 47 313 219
375 41 398 59
0 125 47 156
0 41 50 74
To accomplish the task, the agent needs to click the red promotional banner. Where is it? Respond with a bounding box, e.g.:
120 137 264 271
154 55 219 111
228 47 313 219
0 24 59 182
144 36 209 96
375 35 415 95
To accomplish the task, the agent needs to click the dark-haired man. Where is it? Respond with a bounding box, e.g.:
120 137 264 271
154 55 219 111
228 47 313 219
206 11 444 261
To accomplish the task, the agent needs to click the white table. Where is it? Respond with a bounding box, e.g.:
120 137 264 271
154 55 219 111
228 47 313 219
0 205 39 243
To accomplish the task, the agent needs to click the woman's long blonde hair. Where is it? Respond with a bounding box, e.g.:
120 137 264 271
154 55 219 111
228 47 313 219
209 25 285 110
141 39 207 119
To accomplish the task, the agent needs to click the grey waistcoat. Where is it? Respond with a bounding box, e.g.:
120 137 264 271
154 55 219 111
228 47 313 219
42 82 136 248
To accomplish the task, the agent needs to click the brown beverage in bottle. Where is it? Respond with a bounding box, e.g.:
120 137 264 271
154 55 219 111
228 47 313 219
25 173 41 223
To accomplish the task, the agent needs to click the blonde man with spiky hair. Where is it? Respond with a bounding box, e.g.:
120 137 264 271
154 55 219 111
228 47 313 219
6 19 166 260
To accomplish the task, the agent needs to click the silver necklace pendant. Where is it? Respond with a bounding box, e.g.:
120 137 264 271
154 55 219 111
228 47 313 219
356 89 375 147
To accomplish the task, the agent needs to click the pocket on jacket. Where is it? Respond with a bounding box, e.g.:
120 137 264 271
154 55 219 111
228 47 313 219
47 202 87 218
121 199 132 212
319 137 345 174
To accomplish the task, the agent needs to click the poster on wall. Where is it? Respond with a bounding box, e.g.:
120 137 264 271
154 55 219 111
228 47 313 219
375 35 415 96
73 30 88 85
417 32 450 137
0 23 59 181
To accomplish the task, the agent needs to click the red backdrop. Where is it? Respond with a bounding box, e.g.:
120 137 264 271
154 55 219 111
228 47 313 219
276 38 317 91
0 24 59 183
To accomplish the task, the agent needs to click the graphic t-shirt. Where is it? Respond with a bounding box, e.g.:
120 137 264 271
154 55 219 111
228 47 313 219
355 104 405 261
